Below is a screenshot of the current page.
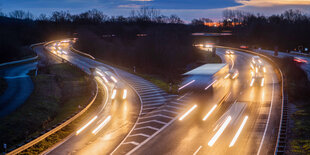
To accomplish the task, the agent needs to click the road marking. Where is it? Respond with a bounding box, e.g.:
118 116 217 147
123 141 139 146
129 133 151 138
257 78 275 155
229 116 249 147
134 126 159 131
205 80 217 90
177 93 188 100
143 103 164 107
203 105 217 121
140 114 174 120
179 80 195 90
137 120 167 125
179 105 197 121
193 146 203 155
208 116 232 147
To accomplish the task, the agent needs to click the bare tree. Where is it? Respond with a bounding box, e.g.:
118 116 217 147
9 10 26 19
168 15 184 24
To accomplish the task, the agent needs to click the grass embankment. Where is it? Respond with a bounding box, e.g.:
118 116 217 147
21 83 104 154
275 57 310 154
0 63 94 153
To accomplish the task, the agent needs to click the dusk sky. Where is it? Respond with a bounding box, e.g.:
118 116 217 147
1 0 310 21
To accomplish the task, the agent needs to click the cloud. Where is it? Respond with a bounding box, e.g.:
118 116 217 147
118 4 143 8
236 0 310 7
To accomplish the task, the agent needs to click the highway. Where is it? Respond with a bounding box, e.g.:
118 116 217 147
35 40 282 155
132 47 282 155
33 40 173 155
254 48 310 80
0 62 37 117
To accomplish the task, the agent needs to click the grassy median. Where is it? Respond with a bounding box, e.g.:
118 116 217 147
0 63 94 153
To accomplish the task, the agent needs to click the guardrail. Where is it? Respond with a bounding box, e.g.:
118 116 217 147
6 42 99 155
215 45 286 155
70 47 95 60
0 42 46 69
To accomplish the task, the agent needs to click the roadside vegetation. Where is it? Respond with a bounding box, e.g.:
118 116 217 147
274 57 310 154
21 83 104 154
0 63 94 153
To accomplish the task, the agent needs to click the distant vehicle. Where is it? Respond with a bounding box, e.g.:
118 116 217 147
294 57 308 63
204 44 213 52
240 45 248 49
179 63 229 94
250 56 266 87
225 50 234 55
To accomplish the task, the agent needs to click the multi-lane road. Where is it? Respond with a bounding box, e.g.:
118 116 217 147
32 40 282 155
133 48 282 155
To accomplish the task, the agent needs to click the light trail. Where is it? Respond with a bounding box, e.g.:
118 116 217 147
208 116 232 147
224 74 230 79
205 80 217 90
261 78 264 87
111 89 117 99
96 71 104 77
101 76 109 83
122 89 127 99
92 115 111 135
179 80 195 90
250 78 255 87
229 116 249 147
203 105 217 121
232 72 239 79
110 76 118 83
179 105 197 121
193 146 203 155
76 116 98 135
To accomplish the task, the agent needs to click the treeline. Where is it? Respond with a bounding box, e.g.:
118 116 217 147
191 9 310 52
0 8 200 83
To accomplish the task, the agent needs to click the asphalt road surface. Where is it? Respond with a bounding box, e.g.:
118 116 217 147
133 48 282 155
0 62 37 117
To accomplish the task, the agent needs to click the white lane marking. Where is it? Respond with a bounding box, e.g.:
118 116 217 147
162 109 179 114
137 120 167 125
205 80 217 90
179 105 198 121
193 146 203 155
143 107 158 111
208 116 232 147
128 133 151 138
179 80 195 90
143 103 165 107
229 115 249 147
123 141 140 146
134 126 159 131
142 96 165 101
140 114 174 120
177 93 188 100
166 105 183 110
170 101 186 106
143 99 166 103
257 78 275 155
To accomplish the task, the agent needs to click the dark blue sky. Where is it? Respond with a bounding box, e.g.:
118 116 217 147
1 0 309 21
